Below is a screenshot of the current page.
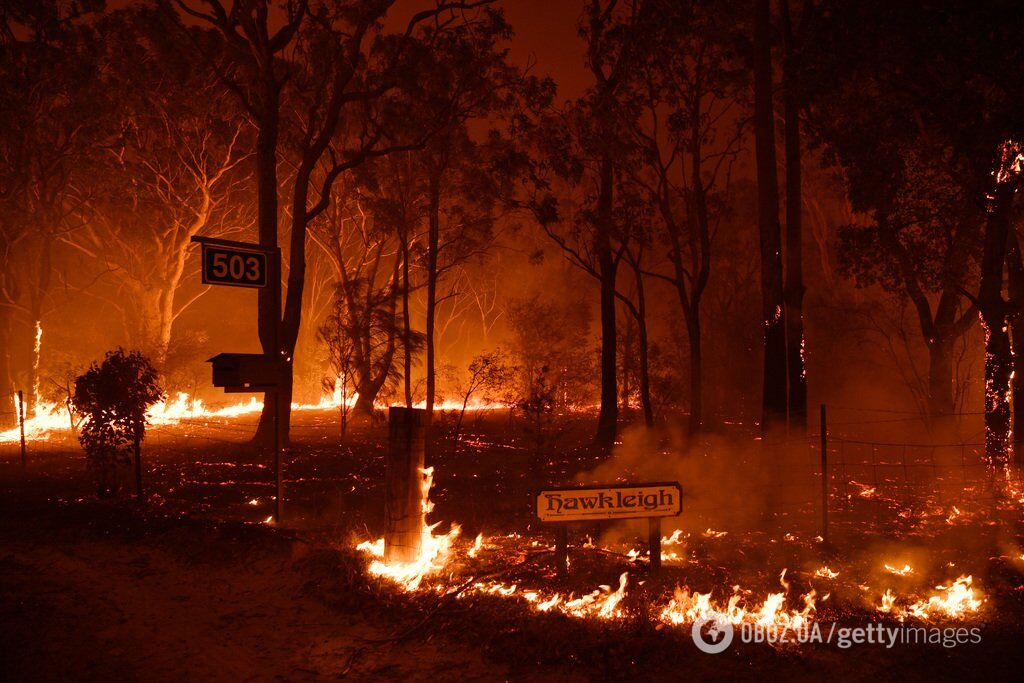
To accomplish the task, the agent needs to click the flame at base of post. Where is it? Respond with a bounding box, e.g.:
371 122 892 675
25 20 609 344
358 466 462 591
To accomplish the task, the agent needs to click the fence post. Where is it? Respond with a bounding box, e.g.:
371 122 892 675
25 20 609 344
385 406 427 563
555 525 568 578
648 517 662 573
18 390 26 468
820 403 828 544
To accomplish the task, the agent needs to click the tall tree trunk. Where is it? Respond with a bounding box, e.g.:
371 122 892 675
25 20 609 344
253 78 283 446
753 0 788 433
0 306 14 429
620 310 634 413
353 376 385 416
634 262 654 427
401 223 413 407
926 336 955 418
1006 229 1024 460
425 173 440 419
780 0 806 432
685 307 703 436
595 151 619 449
978 184 1015 463
687 105 712 435
24 233 52 415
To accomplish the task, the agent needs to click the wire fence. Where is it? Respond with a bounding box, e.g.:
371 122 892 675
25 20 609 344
1 404 1017 536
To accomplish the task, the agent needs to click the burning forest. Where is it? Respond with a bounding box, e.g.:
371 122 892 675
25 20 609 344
3 0 1024 680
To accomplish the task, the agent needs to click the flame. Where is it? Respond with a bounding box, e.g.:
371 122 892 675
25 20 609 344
32 321 42 405
662 529 685 545
814 566 839 579
468 533 484 558
945 506 962 524
0 389 510 445
659 586 816 631
357 467 461 591
561 572 629 619
876 576 984 621
884 563 914 576
660 566 816 630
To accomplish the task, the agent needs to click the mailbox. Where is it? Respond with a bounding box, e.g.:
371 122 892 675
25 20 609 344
207 353 282 392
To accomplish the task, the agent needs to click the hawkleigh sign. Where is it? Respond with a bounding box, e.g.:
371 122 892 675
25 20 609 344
536 482 682 522
536 481 683 576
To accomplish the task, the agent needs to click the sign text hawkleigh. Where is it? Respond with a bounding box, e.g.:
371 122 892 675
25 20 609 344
536 482 682 522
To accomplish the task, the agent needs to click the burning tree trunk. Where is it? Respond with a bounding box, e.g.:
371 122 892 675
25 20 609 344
1006 228 1024 460
978 182 1016 462
754 0 788 433
780 0 806 432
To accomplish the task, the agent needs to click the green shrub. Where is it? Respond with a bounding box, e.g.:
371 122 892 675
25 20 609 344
74 348 164 498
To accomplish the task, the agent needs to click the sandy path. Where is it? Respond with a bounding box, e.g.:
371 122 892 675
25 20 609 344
0 534 504 681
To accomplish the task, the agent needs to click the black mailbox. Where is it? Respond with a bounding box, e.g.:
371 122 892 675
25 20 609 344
207 353 282 392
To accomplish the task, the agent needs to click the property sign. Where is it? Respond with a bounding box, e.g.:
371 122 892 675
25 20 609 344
536 481 682 522
200 242 268 288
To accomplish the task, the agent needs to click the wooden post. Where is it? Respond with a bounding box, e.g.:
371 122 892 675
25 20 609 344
820 403 829 544
385 406 426 563
272 248 283 525
273 390 282 523
18 390 26 467
554 525 568 577
648 517 661 573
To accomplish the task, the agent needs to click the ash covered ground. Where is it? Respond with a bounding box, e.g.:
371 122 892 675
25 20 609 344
3 409 1024 680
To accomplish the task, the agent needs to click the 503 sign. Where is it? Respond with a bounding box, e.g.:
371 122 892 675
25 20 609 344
201 244 268 288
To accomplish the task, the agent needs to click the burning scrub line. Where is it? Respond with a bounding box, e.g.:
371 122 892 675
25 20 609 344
357 533 989 633
355 468 988 633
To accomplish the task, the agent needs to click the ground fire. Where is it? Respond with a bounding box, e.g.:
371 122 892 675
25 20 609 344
3 0 1024 680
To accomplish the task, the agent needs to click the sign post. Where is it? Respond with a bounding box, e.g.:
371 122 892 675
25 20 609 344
536 481 682 575
192 236 285 523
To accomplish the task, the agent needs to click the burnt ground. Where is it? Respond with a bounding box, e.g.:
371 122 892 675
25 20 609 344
3 409 1024 681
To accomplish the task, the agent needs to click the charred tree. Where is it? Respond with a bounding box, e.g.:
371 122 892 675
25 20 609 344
780 0 806 431
595 151 620 447
425 167 442 417
1006 228 1024 460
753 0 788 432
978 182 1016 462
0 309 13 429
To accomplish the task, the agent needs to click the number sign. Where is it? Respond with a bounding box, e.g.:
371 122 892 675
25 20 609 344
201 244 268 288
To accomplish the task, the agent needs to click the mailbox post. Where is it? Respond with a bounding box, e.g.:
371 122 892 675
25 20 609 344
193 236 285 523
